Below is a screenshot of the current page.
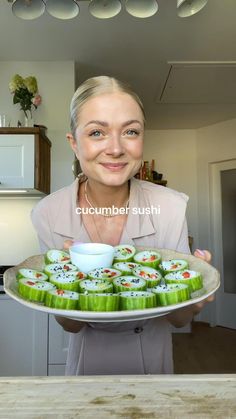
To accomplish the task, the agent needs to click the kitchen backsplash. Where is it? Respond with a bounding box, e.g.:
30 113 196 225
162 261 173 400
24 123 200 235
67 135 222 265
0 198 42 265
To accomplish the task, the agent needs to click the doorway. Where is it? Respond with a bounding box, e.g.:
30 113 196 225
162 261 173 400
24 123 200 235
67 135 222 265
209 159 236 329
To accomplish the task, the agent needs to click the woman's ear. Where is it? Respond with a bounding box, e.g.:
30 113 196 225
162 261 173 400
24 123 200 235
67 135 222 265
67 133 79 158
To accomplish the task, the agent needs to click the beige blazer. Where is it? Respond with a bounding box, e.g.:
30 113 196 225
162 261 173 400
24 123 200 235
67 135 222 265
31 176 190 376
31 175 190 254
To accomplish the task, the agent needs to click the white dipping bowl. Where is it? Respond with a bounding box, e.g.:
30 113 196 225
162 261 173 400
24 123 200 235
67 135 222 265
69 243 115 273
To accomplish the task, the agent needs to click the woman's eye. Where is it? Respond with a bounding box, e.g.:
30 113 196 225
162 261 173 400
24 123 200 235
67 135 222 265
89 130 102 138
125 129 139 136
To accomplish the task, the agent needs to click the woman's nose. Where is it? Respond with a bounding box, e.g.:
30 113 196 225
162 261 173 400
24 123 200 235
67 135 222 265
105 133 124 156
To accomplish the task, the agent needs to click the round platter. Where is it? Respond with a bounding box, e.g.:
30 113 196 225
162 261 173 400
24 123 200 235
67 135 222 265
3 248 220 323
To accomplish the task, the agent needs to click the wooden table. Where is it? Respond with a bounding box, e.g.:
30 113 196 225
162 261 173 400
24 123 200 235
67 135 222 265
1 375 236 418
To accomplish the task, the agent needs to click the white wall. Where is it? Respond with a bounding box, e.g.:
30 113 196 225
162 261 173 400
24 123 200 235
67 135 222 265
0 61 76 264
144 129 199 249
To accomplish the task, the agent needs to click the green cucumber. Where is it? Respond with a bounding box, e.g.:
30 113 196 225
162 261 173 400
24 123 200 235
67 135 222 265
44 249 71 265
113 245 136 263
151 283 190 306
112 262 140 276
16 268 48 282
159 259 189 275
79 293 119 311
165 270 203 292
119 291 156 310
44 263 77 277
133 250 161 269
132 266 162 287
18 278 56 303
113 276 147 293
87 267 121 281
49 271 86 292
79 279 113 294
45 289 79 310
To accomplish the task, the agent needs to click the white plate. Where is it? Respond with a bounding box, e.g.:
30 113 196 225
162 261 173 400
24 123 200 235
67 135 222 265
3 248 220 322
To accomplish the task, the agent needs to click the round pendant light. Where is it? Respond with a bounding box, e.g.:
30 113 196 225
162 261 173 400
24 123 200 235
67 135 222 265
12 0 45 20
89 0 122 19
125 0 158 18
46 0 79 19
177 0 208 18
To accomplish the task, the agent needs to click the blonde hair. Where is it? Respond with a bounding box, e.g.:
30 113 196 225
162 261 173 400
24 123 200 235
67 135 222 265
70 76 146 137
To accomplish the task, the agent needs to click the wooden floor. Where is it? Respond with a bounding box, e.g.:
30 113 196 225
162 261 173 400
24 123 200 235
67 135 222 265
173 321 236 374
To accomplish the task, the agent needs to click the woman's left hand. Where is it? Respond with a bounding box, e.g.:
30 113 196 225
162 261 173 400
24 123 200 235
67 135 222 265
167 248 214 326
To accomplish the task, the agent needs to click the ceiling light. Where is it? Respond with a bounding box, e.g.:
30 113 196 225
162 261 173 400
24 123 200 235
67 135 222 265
125 0 158 18
89 0 121 19
8 0 209 20
177 0 208 18
12 0 45 20
46 0 79 19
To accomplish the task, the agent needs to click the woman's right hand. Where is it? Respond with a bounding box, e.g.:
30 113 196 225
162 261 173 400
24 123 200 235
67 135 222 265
63 240 74 250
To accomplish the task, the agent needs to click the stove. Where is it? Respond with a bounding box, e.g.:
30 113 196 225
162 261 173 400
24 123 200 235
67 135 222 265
0 266 14 294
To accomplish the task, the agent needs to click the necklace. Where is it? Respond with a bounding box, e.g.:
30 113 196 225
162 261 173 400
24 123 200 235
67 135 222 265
84 179 129 218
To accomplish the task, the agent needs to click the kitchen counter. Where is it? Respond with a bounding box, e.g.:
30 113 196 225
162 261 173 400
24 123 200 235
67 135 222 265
0 375 236 418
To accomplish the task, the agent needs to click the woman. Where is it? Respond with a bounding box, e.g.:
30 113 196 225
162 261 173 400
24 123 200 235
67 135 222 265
31 76 213 375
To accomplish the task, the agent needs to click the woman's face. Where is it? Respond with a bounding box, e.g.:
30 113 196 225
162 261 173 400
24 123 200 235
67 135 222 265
68 92 144 187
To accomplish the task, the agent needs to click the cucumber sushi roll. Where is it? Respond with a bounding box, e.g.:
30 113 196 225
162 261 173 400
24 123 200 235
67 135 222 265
119 291 156 310
132 266 162 288
133 250 161 269
44 263 77 277
152 283 190 306
18 278 56 303
79 279 113 294
45 289 79 310
79 293 119 311
49 271 86 292
16 268 48 282
87 267 122 281
112 262 140 276
44 249 71 265
113 244 136 263
165 270 203 292
113 276 147 293
159 259 189 275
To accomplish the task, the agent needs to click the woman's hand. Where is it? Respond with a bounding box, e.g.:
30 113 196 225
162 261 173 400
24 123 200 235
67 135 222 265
167 248 214 327
63 240 74 250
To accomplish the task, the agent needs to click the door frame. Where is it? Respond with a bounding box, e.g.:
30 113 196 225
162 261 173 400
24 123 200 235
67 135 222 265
209 158 236 328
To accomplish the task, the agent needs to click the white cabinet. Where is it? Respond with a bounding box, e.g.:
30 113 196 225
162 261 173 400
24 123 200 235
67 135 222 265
0 134 34 189
0 294 48 376
48 315 69 375
0 127 51 195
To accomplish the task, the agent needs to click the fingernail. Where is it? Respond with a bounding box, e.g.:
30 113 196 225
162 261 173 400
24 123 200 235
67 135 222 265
195 249 205 256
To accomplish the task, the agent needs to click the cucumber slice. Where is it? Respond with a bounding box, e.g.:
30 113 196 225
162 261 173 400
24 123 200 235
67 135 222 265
45 289 79 310
87 267 122 281
44 249 71 265
113 276 147 293
133 250 161 269
151 283 190 306
16 268 48 282
79 293 119 311
18 278 56 303
113 245 136 262
119 291 156 310
159 259 189 275
44 263 77 277
49 271 86 292
112 262 140 276
79 279 113 294
132 266 162 287
165 270 203 292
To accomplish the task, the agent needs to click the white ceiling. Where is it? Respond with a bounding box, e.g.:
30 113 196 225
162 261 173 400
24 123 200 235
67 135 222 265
1 0 236 129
